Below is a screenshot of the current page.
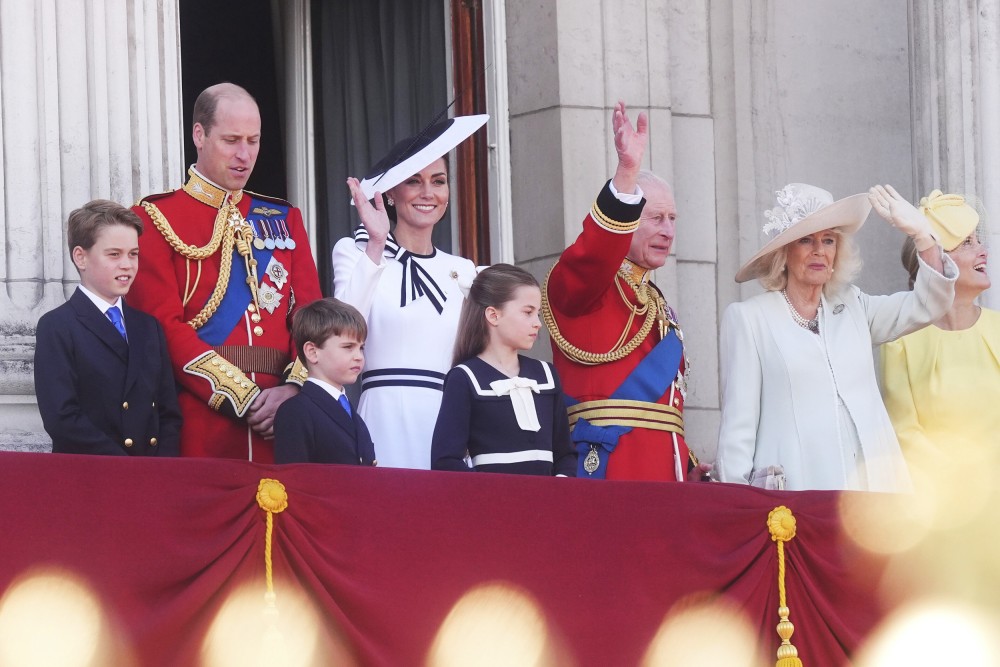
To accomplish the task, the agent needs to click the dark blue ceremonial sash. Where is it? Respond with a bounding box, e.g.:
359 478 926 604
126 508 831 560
197 197 286 345
570 328 683 478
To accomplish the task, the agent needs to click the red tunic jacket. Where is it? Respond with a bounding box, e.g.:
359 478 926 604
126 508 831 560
544 182 690 481
130 172 322 461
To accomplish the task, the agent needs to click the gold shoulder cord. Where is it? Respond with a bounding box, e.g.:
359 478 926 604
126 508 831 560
141 200 237 330
541 262 661 366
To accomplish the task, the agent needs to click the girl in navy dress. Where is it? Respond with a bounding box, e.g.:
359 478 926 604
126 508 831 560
431 264 577 475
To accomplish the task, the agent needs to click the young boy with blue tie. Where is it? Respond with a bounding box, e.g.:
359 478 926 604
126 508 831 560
274 298 377 465
34 200 182 455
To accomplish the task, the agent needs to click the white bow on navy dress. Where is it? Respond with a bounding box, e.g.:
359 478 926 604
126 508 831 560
489 377 541 432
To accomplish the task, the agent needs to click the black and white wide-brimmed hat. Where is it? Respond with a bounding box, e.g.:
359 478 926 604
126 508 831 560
735 183 872 283
357 114 489 201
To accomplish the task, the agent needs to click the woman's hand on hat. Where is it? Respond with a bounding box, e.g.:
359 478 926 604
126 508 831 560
869 184 937 252
347 177 390 257
611 100 648 194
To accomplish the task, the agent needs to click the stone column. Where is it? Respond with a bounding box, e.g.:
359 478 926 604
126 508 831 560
0 0 183 451
909 0 1000 307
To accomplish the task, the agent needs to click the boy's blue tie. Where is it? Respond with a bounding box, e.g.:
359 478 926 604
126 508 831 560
107 306 127 341
338 393 352 417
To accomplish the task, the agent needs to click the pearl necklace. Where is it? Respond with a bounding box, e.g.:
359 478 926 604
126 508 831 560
781 289 820 333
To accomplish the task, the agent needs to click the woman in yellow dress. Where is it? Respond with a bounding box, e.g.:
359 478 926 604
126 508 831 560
880 190 999 464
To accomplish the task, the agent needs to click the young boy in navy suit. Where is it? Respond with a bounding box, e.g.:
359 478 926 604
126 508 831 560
274 298 377 465
34 200 182 455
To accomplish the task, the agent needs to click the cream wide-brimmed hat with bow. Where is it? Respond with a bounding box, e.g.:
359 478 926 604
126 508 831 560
735 183 872 283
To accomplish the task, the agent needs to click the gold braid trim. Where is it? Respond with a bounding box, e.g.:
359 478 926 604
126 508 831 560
141 200 228 260
142 200 240 330
284 356 310 386
184 350 261 417
541 262 660 366
590 200 641 234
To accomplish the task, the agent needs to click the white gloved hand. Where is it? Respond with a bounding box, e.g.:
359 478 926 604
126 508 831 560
868 184 938 252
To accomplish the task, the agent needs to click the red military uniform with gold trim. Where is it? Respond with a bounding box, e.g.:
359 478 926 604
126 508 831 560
543 181 692 481
130 168 322 461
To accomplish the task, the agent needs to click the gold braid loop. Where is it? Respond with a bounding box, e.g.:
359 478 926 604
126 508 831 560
541 262 659 366
186 222 236 330
142 199 244 331
141 200 228 260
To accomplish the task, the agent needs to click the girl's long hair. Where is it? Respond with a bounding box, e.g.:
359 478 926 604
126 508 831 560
452 264 539 366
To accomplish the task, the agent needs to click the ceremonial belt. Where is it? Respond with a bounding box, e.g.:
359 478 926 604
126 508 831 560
571 327 684 478
198 196 286 345
212 345 289 377
567 399 684 436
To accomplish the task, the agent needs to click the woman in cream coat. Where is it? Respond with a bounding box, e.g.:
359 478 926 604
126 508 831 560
716 184 957 492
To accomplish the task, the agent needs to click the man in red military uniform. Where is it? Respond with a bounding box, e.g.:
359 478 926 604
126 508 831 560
543 101 712 481
130 83 322 461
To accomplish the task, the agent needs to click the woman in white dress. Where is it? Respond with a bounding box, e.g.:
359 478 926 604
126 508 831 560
333 116 486 469
715 183 957 491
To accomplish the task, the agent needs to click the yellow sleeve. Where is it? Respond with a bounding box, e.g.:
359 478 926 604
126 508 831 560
879 338 940 467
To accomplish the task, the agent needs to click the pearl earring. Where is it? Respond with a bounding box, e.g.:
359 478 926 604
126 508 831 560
387 196 395 206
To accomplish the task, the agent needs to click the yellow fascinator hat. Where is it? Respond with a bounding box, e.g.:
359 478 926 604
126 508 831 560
919 190 979 251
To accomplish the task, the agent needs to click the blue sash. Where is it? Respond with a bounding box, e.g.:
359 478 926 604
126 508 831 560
571 328 683 478
197 197 286 345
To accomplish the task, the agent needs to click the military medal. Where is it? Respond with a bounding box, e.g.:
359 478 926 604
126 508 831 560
251 220 266 250
279 220 296 250
269 220 286 250
263 221 275 249
583 445 600 474
257 282 283 314
676 356 691 400
266 259 288 291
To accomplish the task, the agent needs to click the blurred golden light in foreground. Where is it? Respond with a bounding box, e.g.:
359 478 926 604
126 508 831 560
427 581 557 667
839 486 934 556
202 583 352 667
640 594 761 667
841 441 998 557
855 600 1000 666
0 568 107 667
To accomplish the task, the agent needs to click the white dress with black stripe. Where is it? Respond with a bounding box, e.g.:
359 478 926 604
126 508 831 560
332 233 477 469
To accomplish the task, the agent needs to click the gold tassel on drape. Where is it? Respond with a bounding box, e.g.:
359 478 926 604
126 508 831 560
768 506 803 667
256 479 289 607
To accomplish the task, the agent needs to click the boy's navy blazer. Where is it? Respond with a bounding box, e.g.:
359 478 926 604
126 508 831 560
33 289 182 455
273 381 377 465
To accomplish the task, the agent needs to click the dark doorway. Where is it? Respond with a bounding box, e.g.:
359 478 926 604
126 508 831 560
178 0 287 199
311 0 490 293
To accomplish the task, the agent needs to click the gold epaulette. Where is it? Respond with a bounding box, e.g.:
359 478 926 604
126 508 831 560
184 351 261 417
